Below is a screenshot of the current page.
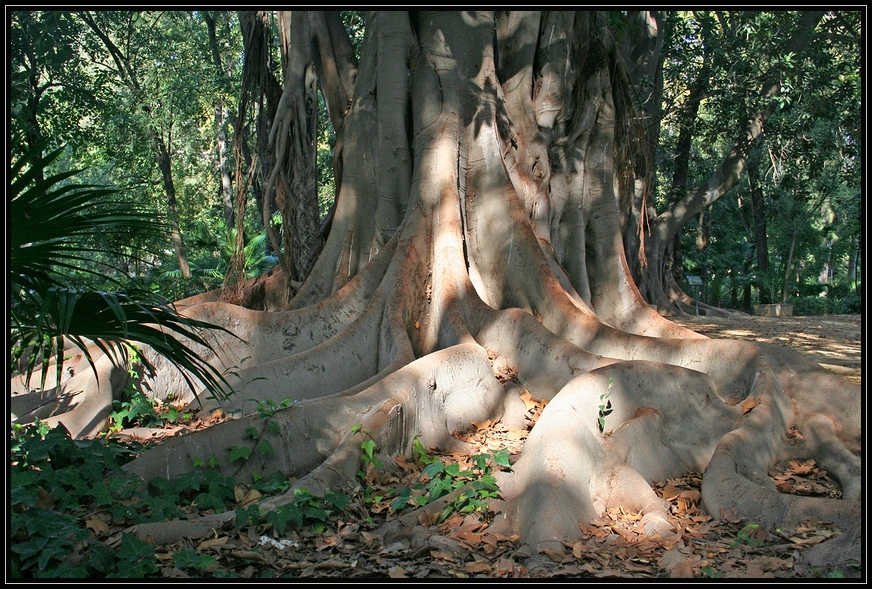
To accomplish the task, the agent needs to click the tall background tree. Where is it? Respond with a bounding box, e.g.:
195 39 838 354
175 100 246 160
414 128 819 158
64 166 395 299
10 10 861 569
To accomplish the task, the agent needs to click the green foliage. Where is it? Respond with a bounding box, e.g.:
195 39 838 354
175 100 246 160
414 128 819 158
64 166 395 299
255 398 294 420
353 425 385 476
700 565 723 578
10 421 342 578
731 523 766 548
258 488 350 536
362 435 511 524
789 291 861 316
109 391 162 431
168 219 277 284
172 547 217 573
598 378 614 433
360 439 384 471
10 422 147 577
660 12 861 311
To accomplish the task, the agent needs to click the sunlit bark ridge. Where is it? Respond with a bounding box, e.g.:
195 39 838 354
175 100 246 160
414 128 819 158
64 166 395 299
12 11 859 558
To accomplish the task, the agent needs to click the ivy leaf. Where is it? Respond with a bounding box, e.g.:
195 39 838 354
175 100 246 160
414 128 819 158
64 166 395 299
229 445 252 463
255 438 275 457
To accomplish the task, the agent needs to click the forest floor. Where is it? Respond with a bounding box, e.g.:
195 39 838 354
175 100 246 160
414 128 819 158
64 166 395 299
117 314 862 580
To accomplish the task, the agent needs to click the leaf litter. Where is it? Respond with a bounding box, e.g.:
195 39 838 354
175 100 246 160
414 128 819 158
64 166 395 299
94 388 855 579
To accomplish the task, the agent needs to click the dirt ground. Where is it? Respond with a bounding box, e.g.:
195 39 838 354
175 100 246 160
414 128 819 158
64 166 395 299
671 314 862 385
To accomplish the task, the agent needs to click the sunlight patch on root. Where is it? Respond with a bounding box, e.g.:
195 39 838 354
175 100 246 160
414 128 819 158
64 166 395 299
800 414 861 501
472 307 616 401
201 299 388 416
762 343 862 454
10 344 96 396
12 352 128 439
243 343 507 501
134 249 399 410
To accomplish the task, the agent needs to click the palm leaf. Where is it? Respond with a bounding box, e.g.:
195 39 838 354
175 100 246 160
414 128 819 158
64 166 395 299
10 144 239 405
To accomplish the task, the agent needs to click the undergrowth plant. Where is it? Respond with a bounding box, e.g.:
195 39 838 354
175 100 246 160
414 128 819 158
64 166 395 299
107 345 194 432
10 421 152 577
355 430 511 523
9 421 348 578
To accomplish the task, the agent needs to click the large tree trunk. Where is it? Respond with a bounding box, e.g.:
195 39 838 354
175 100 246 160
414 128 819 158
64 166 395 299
204 12 236 230
748 153 771 304
14 11 859 563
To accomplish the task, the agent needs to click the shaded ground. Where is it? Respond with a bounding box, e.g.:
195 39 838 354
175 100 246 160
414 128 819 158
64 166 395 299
108 313 861 579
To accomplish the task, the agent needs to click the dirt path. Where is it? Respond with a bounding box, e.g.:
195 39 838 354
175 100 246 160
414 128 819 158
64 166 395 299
671 314 862 385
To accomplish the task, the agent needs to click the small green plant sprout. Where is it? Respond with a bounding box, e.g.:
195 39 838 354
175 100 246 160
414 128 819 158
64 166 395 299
353 424 385 479
732 522 767 548
360 439 384 470
597 377 614 433
255 398 291 421
412 434 436 465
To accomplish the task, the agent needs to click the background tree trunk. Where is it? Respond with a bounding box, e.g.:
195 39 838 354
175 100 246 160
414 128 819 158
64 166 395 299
748 152 771 304
634 11 825 315
155 136 191 278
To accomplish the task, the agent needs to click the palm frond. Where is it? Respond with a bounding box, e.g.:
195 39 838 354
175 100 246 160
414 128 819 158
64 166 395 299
10 144 239 405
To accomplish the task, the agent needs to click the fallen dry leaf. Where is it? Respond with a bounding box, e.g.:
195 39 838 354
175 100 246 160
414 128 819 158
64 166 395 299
669 559 695 578
463 560 492 573
539 547 568 563
519 390 539 410
197 535 229 551
431 550 456 562
387 565 408 578
741 395 761 414
314 534 340 551
85 516 110 535
494 558 517 577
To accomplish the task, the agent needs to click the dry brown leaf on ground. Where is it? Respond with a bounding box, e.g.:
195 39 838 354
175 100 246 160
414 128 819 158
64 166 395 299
387 565 409 578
